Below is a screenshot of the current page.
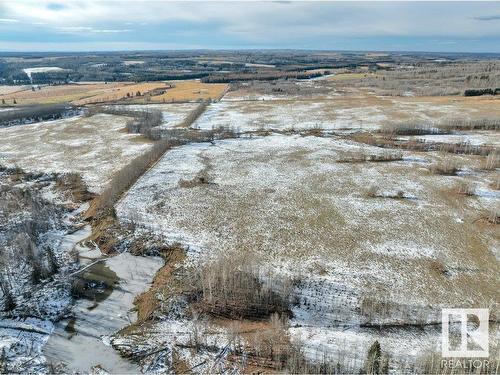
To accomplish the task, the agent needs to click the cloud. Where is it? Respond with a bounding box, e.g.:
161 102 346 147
0 18 19 23
47 2 67 11
92 29 131 33
474 15 500 21
57 26 131 34
0 40 207 52
0 1 500 52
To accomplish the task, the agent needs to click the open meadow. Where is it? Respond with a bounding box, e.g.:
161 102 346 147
0 114 153 192
115 133 499 370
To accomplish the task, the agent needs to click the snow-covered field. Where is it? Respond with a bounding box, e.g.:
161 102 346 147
2 79 498 372
0 114 152 192
192 100 385 131
23 67 64 81
193 94 498 132
117 134 499 368
107 103 197 129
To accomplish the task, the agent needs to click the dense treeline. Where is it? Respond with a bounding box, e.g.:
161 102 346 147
0 168 81 314
0 103 79 127
31 71 82 84
202 71 323 83
129 72 209 82
176 101 208 128
464 88 500 96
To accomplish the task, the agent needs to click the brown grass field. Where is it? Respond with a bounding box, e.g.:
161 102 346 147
326 72 378 81
149 80 228 103
71 82 170 105
0 82 132 106
0 80 228 106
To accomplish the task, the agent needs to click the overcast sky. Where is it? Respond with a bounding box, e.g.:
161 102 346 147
1 1 500 53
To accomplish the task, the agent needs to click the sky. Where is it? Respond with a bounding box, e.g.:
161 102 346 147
1 1 500 53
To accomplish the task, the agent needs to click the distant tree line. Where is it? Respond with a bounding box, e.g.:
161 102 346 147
202 71 323 83
129 72 209 82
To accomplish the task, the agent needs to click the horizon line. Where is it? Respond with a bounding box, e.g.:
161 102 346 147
1 48 500 55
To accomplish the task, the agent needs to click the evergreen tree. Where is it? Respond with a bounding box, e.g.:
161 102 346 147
363 341 381 374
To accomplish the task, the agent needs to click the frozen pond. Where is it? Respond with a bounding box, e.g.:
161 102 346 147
44 240 163 373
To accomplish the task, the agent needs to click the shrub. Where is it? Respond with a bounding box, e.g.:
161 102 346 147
125 109 162 136
395 190 405 199
178 175 209 188
437 118 500 131
383 122 444 136
484 152 500 170
464 88 495 96
338 150 402 163
456 180 475 196
84 107 163 139
430 159 460 175
366 185 378 198
491 175 500 190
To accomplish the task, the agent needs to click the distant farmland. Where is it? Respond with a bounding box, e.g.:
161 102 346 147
0 80 228 106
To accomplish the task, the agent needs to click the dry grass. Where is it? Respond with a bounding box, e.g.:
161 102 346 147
118 134 499 311
0 113 152 193
337 150 403 163
326 72 377 81
490 174 500 190
0 82 182 106
73 82 170 105
486 210 500 225
430 158 461 175
483 152 500 170
0 82 126 105
456 180 476 196
0 85 30 95
150 80 228 103
133 244 186 323
365 186 406 200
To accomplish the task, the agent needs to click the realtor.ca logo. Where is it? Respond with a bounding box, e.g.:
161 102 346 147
442 308 489 358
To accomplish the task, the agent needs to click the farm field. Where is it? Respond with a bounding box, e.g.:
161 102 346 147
193 91 500 132
118 134 499 300
0 85 30 95
0 82 128 106
71 82 170 105
0 80 228 106
107 103 198 128
115 134 499 370
149 80 228 103
0 113 152 192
